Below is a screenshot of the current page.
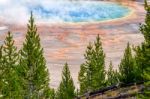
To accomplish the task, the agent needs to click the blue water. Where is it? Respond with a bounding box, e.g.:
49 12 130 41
30 1 130 23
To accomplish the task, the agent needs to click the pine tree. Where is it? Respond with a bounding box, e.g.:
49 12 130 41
0 45 3 97
135 0 150 97
56 63 75 99
119 43 136 84
78 35 106 94
106 61 119 86
19 12 51 98
134 0 150 82
49 88 55 99
1 32 22 98
78 43 93 94
93 35 106 88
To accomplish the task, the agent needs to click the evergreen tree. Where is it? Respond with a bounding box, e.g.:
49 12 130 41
134 0 150 82
78 43 93 94
0 45 3 97
106 61 119 86
49 88 55 99
19 12 51 98
43 87 55 99
78 35 106 94
119 43 136 84
1 32 21 98
135 0 150 97
56 63 75 99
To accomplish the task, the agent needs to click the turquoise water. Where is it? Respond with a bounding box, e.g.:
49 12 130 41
31 1 130 23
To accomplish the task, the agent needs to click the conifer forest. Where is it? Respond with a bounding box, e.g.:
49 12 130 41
0 0 150 99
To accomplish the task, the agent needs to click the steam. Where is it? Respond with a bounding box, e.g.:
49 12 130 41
0 0 72 24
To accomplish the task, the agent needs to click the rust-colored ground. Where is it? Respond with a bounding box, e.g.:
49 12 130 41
0 1 145 88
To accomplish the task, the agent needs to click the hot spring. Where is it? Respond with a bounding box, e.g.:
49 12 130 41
0 1 131 24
